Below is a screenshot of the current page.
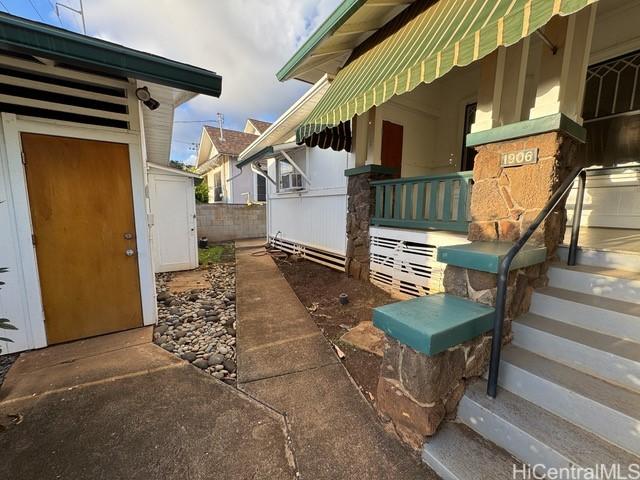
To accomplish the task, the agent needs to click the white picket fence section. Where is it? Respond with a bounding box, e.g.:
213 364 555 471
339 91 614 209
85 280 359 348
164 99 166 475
369 226 468 299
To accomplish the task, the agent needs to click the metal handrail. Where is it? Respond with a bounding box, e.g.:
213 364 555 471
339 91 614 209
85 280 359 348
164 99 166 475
487 163 639 397
487 166 584 398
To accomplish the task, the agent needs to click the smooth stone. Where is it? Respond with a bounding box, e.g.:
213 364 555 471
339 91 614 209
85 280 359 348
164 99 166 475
222 359 236 373
192 359 209 369
181 352 196 362
208 354 224 366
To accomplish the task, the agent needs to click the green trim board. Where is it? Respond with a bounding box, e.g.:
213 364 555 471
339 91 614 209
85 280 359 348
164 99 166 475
465 113 587 147
373 293 494 356
437 242 547 273
344 164 398 176
236 146 274 169
0 13 221 97
277 0 367 82
295 0 597 143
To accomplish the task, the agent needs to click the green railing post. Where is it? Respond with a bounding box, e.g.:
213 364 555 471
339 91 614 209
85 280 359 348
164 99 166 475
370 171 473 233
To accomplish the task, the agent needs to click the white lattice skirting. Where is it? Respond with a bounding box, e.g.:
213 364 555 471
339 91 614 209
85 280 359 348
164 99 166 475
370 226 468 299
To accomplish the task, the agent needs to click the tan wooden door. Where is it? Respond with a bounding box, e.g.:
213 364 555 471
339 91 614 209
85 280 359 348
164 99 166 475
22 133 143 344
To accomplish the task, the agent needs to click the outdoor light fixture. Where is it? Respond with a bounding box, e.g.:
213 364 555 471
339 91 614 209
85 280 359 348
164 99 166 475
135 86 160 110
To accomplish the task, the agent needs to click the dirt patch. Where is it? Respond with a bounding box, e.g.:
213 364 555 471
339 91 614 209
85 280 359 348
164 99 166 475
275 257 396 403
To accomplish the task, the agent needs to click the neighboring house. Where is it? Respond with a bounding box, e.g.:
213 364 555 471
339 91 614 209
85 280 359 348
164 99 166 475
0 13 221 354
195 119 271 204
279 0 640 475
238 76 352 270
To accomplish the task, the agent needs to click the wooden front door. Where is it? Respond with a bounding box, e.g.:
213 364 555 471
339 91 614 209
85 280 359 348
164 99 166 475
22 133 142 344
381 120 403 177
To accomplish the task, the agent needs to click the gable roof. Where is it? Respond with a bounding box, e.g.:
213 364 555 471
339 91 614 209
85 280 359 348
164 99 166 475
247 119 273 134
0 12 221 97
204 126 258 156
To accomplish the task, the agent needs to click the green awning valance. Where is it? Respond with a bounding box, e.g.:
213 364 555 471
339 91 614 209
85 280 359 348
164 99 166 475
297 0 596 143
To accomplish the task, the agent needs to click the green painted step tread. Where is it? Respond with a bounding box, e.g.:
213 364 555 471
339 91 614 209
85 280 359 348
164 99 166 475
373 293 494 356
437 241 547 273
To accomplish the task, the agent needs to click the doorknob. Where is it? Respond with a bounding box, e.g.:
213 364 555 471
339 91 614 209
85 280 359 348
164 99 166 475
125 249 136 257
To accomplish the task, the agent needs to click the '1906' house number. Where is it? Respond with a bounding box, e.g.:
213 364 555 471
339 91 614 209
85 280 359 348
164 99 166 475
500 148 538 167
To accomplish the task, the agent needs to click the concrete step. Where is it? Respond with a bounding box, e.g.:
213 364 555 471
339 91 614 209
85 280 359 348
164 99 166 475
530 286 640 342
422 422 523 480
498 346 640 456
512 313 640 393
548 263 640 304
558 246 640 272
458 380 640 473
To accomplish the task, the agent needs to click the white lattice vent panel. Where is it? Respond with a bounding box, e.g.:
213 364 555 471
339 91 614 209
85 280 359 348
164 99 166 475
270 236 346 272
369 226 468 299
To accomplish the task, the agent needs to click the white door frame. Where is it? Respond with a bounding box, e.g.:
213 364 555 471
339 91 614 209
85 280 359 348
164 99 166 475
1 112 157 349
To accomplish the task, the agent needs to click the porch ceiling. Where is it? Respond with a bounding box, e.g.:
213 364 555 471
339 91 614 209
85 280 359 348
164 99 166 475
0 12 221 97
294 0 598 144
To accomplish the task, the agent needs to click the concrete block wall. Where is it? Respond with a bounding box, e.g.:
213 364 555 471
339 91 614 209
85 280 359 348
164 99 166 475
196 203 266 242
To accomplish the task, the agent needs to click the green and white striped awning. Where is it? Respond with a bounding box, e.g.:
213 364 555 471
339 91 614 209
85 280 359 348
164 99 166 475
296 0 597 144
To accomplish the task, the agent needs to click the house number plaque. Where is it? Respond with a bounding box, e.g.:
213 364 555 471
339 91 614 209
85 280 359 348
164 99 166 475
500 148 538 167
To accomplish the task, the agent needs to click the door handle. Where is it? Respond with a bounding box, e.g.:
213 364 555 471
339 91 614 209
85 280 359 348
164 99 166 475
125 249 136 257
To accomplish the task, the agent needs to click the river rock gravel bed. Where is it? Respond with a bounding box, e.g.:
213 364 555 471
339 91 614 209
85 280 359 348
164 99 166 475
153 264 237 384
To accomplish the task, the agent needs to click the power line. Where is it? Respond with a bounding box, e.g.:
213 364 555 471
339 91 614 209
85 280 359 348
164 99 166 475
0 0 10 13
48 0 64 26
174 119 218 124
28 0 46 21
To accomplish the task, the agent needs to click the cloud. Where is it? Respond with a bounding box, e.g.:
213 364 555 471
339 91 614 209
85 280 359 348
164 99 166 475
82 0 341 162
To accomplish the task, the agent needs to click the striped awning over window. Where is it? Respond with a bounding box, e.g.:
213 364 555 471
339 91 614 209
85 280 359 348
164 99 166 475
296 0 597 145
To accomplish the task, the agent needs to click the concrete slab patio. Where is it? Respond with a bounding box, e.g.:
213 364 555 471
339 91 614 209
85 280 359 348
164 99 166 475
235 240 435 479
0 328 295 480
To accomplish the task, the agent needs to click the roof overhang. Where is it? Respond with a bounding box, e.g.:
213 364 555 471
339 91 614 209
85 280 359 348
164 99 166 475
277 0 413 83
0 12 222 97
148 162 201 178
236 142 299 169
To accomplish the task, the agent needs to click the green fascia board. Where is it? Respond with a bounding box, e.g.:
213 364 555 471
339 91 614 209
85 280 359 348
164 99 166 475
344 164 398 176
237 146 274 169
466 113 586 147
0 13 221 97
373 293 494 356
437 242 547 273
277 0 367 82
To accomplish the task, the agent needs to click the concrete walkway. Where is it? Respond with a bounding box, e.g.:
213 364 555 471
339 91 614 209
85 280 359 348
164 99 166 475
0 327 295 479
235 240 434 479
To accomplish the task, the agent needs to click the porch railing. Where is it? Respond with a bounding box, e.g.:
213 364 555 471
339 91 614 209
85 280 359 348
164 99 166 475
370 172 473 233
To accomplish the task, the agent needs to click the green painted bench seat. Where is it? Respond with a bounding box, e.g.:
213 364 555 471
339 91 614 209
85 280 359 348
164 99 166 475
437 241 547 273
373 293 495 356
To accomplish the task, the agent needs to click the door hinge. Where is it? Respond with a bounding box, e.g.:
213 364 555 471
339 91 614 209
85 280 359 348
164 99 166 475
31 234 36 246
21 151 26 166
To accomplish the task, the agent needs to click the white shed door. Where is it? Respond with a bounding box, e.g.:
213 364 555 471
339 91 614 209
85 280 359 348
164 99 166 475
150 173 198 272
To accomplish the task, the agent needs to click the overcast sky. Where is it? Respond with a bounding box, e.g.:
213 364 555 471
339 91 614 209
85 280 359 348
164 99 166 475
2 0 341 163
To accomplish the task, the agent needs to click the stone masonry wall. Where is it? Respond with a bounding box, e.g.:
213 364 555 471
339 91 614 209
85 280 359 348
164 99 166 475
376 131 580 449
196 203 266 242
345 171 393 280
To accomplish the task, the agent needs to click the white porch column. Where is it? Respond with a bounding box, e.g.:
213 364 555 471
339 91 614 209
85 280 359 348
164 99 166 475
529 5 598 123
471 38 530 133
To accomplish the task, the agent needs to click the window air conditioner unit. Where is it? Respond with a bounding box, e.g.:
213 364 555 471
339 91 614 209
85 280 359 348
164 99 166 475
281 172 304 191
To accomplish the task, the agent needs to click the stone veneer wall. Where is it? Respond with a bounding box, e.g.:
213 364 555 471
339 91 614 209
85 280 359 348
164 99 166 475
376 131 581 449
345 170 394 280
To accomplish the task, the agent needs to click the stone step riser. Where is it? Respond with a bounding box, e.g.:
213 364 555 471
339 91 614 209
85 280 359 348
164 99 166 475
548 267 640 305
498 360 640 456
512 321 640 393
457 395 576 471
530 292 640 342
557 247 640 272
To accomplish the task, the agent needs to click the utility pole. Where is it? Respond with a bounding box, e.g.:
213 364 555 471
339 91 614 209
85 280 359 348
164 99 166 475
56 0 86 35
217 113 225 141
